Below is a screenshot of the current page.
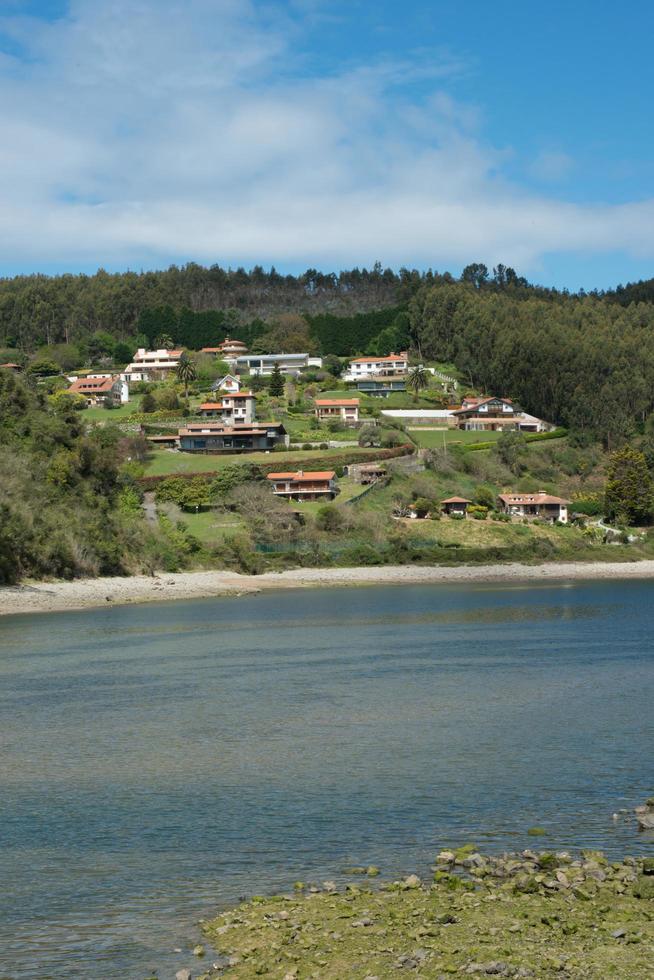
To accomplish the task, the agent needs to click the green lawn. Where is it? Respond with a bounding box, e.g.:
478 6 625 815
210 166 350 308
410 428 502 448
173 509 244 545
84 402 136 421
143 446 378 477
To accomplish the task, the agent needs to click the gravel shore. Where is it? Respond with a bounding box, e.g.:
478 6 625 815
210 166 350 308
2 559 654 617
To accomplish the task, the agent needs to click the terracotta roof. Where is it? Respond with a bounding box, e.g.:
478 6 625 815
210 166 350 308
441 496 472 504
221 391 255 399
498 492 570 505
0 362 21 368
315 398 360 406
198 403 224 410
267 471 336 481
200 347 223 353
68 376 117 394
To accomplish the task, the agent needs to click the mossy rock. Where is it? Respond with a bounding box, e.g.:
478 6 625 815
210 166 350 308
453 843 479 860
642 858 654 876
527 826 546 837
537 852 558 871
633 875 654 900
514 875 541 894
433 871 475 891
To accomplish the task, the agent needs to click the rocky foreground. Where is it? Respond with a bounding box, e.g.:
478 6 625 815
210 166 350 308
190 847 654 980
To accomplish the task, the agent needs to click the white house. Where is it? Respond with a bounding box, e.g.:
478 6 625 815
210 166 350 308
211 374 241 394
497 492 569 523
343 352 409 381
452 396 554 432
121 348 183 382
234 353 314 376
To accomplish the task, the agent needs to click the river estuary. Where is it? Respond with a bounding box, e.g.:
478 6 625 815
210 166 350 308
1 581 653 979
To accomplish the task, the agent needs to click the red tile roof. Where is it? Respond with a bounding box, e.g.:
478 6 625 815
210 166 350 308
315 398 360 406
68 376 117 394
498 492 570 505
441 496 472 504
267 471 336 482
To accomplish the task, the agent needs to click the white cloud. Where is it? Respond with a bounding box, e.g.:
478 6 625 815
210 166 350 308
0 0 652 276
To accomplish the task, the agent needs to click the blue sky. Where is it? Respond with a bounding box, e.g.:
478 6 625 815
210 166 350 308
1 0 653 289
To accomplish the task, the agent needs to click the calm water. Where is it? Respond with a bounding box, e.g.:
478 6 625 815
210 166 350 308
1 581 654 979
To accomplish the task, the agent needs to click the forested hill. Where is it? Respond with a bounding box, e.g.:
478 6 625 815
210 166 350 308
0 260 546 351
0 263 413 350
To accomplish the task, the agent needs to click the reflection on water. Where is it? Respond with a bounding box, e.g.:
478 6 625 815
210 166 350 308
0 581 653 979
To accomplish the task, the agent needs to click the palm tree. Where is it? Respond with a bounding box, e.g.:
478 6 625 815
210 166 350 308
175 352 197 399
155 333 174 350
406 364 430 399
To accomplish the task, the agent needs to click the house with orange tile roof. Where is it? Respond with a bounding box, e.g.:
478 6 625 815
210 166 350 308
497 492 570 523
314 397 360 425
441 496 472 516
197 391 256 424
67 374 128 407
267 470 339 501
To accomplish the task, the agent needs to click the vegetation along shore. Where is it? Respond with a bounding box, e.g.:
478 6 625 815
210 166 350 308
189 845 654 979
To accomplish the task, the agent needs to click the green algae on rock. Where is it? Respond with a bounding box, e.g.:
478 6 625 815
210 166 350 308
201 851 654 979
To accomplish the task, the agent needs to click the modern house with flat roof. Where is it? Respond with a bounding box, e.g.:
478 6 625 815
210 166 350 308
267 470 339 501
121 348 183 382
352 377 407 397
178 421 288 453
314 398 360 425
343 352 409 381
234 353 321 376
497 492 569 523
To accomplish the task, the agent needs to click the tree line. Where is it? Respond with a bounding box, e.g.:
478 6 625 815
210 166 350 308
409 280 654 447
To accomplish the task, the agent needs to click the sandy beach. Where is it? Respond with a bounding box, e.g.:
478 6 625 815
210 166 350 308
2 559 654 617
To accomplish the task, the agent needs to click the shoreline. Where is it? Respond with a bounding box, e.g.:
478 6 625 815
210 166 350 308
3 558 654 617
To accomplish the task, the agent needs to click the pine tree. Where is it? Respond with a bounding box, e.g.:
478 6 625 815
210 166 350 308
604 447 654 525
268 363 285 397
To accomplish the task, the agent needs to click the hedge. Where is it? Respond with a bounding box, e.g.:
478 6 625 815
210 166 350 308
463 427 568 452
138 444 414 486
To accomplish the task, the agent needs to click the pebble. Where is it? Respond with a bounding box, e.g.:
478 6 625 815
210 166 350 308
175 970 192 980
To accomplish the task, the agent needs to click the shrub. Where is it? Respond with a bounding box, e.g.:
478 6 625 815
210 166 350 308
316 504 345 532
473 484 496 509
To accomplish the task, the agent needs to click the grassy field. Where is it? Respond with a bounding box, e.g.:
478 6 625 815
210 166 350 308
143 446 380 477
172 508 244 545
84 402 136 421
409 428 502 448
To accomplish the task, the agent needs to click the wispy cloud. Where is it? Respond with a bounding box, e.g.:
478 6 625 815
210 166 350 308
0 0 653 276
